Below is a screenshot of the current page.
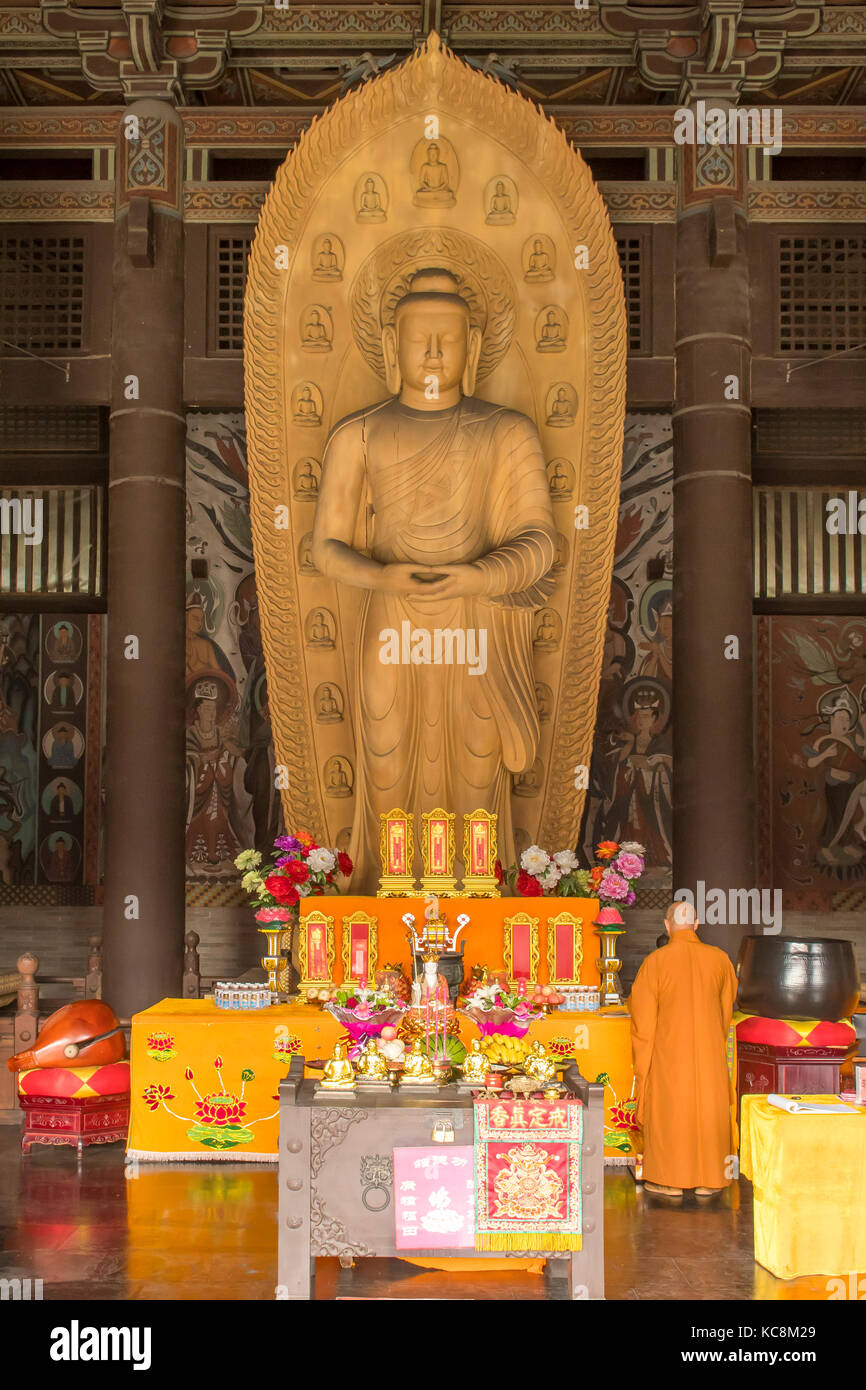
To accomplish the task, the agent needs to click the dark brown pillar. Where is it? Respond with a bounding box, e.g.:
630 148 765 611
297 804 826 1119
672 120 754 961
103 101 186 1015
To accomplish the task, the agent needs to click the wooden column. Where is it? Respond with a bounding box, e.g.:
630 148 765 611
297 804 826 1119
102 101 186 1015
672 118 754 960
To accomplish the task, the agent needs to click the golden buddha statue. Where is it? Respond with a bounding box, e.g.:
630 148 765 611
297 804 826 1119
523 1040 558 1088
461 1038 489 1085
357 1043 390 1082
321 1041 356 1089
401 1038 437 1084
311 268 557 892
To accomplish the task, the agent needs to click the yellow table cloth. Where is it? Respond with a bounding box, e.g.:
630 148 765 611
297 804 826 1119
740 1093 866 1279
128 998 636 1162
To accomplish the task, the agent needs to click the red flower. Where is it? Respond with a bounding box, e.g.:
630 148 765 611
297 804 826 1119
142 1084 174 1111
214 1056 223 1069
494 858 504 885
184 1068 194 1081
590 865 604 886
337 851 353 876
516 869 543 897
596 840 620 861
265 873 299 907
286 858 310 884
194 1092 246 1128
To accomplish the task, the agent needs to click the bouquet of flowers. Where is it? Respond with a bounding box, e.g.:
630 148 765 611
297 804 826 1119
325 980 406 1060
497 840 645 908
235 832 353 919
458 980 541 1038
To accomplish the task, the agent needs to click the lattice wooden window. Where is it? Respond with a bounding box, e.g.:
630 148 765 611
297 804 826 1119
754 487 866 598
616 235 644 352
0 486 104 598
0 405 102 454
755 409 866 458
209 232 251 354
778 236 866 353
0 234 86 351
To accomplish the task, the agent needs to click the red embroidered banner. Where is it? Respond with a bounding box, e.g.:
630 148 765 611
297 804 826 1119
473 1096 583 1251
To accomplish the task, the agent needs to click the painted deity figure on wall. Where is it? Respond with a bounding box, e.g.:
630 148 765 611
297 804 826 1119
801 687 866 869
185 671 255 875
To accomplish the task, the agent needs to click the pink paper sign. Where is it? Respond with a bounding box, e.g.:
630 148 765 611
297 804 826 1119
393 1146 475 1250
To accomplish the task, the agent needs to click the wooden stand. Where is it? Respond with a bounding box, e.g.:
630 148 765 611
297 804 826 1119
278 1055 605 1300
737 1040 846 1119
19 1092 130 1155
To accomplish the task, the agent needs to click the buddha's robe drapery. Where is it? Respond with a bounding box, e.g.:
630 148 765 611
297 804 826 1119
330 395 555 892
629 929 738 1190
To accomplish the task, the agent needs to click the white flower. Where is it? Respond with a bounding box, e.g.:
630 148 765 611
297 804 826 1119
540 864 562 890
619 841 645 855
296 881 312 897
241 870 264 894
520 844 550 874
235 849 262 871
471 983 502 1009
552 849 578 873
307 847 335 874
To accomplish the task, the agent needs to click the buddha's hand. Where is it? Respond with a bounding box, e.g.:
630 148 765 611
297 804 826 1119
376 563 449 595
410 563 488 599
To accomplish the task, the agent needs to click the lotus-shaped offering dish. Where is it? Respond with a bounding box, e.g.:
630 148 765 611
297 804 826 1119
458 1002 541 1038
324 1001 407 1059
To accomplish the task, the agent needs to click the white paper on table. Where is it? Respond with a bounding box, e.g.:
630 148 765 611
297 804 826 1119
767 1094 860 1115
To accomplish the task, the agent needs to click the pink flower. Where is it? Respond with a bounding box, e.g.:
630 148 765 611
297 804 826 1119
598 869 630 901
613 851 644 880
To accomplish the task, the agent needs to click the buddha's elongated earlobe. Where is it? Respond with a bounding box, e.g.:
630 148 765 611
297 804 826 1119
382 325 401 395
461 325 482 397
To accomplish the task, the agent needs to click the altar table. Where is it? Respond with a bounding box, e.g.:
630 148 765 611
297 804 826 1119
277 1056 606 1299
127 998 637 1163
740 1093 866 1279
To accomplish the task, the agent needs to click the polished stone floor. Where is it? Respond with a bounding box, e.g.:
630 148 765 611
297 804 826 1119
0 1127 849 1301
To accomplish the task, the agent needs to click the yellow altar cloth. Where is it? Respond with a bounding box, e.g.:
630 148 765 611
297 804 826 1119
128 999 636 1162
740 1093 866 1279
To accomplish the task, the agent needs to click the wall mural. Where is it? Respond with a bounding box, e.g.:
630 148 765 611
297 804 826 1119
0 614 40 884
758 614 866 911
582 411 673 883
185 413 282 885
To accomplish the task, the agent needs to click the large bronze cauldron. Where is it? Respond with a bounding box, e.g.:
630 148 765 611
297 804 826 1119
736 936 860 1021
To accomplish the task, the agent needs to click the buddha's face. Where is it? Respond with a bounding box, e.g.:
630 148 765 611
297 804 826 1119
394 298 470 396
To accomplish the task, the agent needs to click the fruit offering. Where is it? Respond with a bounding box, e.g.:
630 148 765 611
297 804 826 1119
302 985 337 1005
478 1032 533 1067
529 983 567 1010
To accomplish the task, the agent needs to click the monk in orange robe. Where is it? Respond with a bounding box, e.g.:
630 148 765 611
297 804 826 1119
629 901 738 1198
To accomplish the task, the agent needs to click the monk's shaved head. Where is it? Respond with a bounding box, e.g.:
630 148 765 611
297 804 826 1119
665 900 698 932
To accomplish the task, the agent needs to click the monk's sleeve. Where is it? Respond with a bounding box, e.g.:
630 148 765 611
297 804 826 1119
474 415 556 608
721 957 738 1026
629 958 658 1125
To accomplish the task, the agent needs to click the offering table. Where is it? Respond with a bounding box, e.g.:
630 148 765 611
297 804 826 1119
127 999 636 1163
277 1056 605 1299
